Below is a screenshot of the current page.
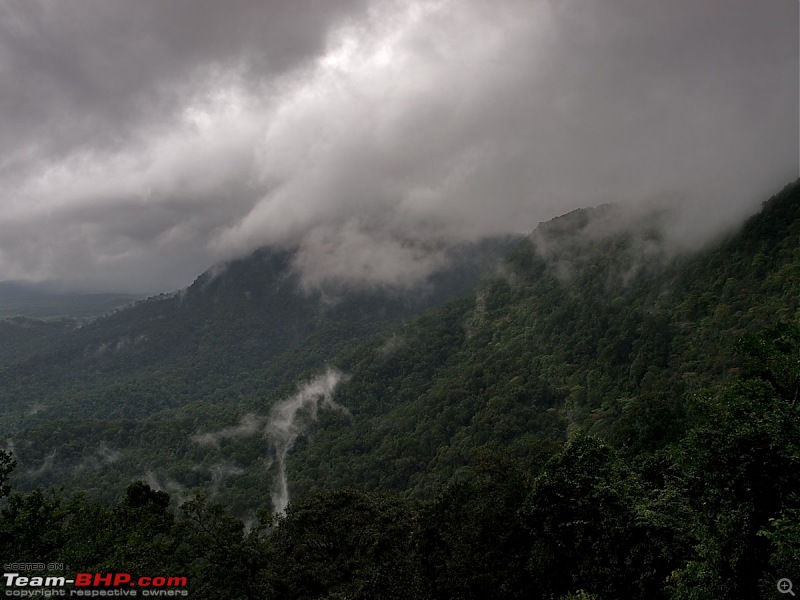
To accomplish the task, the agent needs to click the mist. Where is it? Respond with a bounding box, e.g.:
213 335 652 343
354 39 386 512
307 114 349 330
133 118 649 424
267 370 348 514
0 0 796 292
187 370 348 514
192 413 265 448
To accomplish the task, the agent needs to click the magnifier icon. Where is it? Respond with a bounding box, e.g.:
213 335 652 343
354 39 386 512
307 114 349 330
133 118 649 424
779 578 795 596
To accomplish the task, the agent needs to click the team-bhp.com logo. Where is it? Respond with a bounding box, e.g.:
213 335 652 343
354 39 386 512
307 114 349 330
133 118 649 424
3 572 188 597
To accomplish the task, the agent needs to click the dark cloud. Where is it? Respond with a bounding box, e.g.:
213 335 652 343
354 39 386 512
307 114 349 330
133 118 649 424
0 0 796 292
0 0 366 159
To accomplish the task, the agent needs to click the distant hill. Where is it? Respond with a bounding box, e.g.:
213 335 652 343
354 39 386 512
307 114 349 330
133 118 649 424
0 281 141 320
0 284 142 367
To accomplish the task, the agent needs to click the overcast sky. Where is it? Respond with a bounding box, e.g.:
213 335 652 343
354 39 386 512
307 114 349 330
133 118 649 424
0 0 797 293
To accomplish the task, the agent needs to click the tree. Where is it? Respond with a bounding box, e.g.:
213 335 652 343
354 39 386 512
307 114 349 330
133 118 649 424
0 449 14 498
669 326 800 598
267 489 424 600
522 435 685 599
417 453 533 600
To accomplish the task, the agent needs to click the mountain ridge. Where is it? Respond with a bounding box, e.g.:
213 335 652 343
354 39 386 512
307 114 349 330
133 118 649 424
3 180 799 512
2 180 799 599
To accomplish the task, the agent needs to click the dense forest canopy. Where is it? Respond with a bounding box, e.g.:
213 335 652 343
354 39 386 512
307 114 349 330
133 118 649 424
2 179 800 598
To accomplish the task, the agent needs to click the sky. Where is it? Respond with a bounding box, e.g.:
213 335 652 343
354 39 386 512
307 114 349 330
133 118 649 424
0 0 797 293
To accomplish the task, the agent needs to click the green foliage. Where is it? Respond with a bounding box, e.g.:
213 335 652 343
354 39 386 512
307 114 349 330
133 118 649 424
668 325 800 599
758 508 800 590
171 493 267 600
0 330 797 598
267 489 425 600
0 317 78 366
522 435 687 599
0 449 14 498
0 487 69 562
0 241 516 504
1 181 800 598
417 454 534 599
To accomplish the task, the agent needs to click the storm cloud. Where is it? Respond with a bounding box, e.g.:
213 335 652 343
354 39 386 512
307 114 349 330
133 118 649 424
0 0 797 292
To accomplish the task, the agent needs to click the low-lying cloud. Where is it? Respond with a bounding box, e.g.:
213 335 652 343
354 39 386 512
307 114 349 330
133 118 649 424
0 0 796 292
267 369 348 514
192 413 265 448
189 370 348 513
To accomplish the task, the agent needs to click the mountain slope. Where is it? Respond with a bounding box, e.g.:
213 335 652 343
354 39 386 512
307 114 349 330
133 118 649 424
283 180 800 498
1 236 519 504
4 180 800 514
3 181 799 599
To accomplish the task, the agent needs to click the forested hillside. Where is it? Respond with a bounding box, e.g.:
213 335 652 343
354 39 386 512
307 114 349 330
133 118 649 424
0 285 140 365
0 236 517 505
285 181 800 499
2 180 799 598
